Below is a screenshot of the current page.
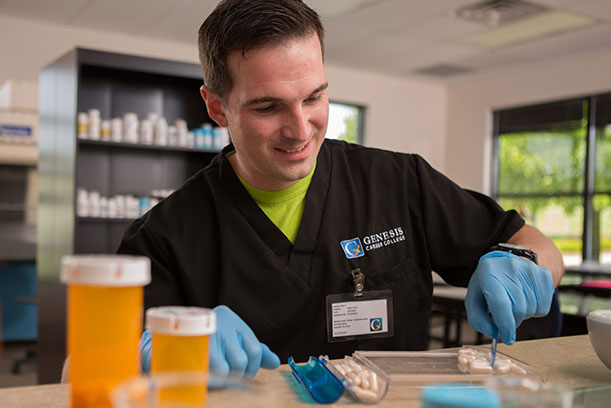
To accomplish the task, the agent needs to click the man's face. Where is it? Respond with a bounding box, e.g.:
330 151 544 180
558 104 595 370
205 34 329 191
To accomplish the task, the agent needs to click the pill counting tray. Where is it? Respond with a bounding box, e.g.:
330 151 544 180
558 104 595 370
354 347 548 386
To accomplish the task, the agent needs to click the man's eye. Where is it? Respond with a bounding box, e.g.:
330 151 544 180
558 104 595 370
305 95 322 104
255 105 276 113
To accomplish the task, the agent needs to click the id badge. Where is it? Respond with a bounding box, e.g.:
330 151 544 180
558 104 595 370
326 269 394 343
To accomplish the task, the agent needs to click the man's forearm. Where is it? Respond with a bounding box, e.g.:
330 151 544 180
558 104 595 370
507 224 564 286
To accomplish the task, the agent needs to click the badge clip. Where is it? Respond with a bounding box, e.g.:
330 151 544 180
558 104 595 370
351 268 364 298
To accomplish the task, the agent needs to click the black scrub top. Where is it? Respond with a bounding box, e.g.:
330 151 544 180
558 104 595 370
118 139 524 362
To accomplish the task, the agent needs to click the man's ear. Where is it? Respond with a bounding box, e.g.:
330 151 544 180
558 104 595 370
200 85 229 127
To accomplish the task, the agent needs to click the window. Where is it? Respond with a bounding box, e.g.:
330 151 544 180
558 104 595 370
493 94 611 266
325 101 364 143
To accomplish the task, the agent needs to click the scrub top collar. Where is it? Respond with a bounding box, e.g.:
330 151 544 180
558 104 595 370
218 142 332 284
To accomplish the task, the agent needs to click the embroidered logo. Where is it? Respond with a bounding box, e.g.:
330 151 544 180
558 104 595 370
362 226 405 252
370 318 383 332
340 238 365 259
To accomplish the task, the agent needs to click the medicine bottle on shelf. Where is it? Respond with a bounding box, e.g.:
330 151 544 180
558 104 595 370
77 113 89 139
61 255 151 408
76 188 89 217
88 109 101 140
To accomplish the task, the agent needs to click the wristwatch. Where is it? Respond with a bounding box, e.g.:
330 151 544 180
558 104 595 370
490 243 538 265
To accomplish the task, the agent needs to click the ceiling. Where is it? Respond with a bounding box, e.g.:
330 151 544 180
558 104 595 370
1 0 611 82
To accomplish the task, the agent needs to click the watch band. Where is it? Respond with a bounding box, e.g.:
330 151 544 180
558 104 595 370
490 243 538 265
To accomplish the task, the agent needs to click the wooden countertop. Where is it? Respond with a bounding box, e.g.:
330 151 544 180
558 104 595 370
496 335 610 388
1 335 609 407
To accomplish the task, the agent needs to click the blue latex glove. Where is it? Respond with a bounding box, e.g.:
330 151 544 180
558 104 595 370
209 305 280 384
139 305 280 385
464 250 554 345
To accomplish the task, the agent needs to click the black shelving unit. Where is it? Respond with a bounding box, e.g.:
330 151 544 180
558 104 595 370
38 48 218 383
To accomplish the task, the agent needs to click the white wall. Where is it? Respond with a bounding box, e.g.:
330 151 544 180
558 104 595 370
325 66 446 168
0 14 447 169
0 14 198 83
446 48 611 194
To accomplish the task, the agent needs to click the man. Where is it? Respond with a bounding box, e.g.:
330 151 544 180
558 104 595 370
119 0 563 384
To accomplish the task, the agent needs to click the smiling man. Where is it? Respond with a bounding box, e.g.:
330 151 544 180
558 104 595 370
118 0 563 386
201 32 329 191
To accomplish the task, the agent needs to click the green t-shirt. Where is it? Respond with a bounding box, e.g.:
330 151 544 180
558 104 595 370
236 165 315 244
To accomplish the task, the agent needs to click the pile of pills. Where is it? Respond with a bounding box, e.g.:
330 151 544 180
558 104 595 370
331 357 384 403
457 347 528 375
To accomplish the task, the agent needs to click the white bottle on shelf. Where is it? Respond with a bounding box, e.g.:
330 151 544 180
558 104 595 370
88 109 101 140
111 118 123 142
115 195 126 218
76 188 89 217
155 118 168 146
125 195 140 218
147 112 159 123
123 113 139 143
168 125 178 146
140 119 154 145
186 131 195 148
99 196 109 218
88 190 101 217
108 197 118 218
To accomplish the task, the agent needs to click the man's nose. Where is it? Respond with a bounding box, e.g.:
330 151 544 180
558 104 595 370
282 106 310 140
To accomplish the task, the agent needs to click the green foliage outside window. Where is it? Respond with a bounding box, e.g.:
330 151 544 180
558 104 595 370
497 112 611 262
340 108 359 144
326 102 361 143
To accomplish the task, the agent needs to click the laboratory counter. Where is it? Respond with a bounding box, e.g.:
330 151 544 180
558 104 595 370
0 335 609 407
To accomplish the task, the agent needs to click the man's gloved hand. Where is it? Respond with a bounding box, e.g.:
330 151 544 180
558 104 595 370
464 250 554 345
209 305 280 384
139 305 280 385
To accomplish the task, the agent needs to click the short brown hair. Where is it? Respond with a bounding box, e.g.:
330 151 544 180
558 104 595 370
198 0 324 101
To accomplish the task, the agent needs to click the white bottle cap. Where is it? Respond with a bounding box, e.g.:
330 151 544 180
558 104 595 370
146 306 216 336
60 255 151 286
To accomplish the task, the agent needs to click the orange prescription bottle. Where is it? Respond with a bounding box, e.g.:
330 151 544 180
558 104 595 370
146 306 216 404
61 255 150 408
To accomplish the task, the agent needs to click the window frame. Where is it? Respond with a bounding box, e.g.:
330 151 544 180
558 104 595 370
492 93 610 264
326 100 366 144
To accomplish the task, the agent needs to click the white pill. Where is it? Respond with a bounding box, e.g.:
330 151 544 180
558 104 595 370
370 371 378 392
348 371 361 386
458 354 475 365
469 360 494 374
341 362 353 375
360 371 370 389
352 386 378 403
494 360 511 374
335 364 346 376
458 347 478 356
348 359 363 373
458 363 470 373
494 356 507 365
